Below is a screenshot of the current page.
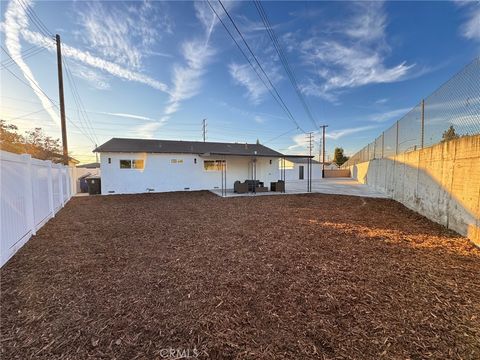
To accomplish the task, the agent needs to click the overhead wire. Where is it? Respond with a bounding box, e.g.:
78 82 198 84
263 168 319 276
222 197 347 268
253 0 319 130
16 0 54 39
206 0 305 133
62 57 99 144
1 45 47 69
1 46 97 146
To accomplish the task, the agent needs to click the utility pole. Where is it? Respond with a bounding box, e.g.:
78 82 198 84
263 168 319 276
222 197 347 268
56 34 68 165
306 132 314 192
319 125 328 178
202 118 207 142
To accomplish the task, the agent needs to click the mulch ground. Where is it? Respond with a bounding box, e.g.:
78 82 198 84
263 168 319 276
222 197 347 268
1 191 479 359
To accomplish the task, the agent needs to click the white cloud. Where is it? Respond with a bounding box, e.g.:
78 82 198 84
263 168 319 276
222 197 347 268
77 0 172 69
229 62 283 104
156 1 218 129
101 112 154 121
67 61 110 90
22 29 169 93
229 63 267 104
325 125 378 140
368 108 411 123
4 0 60 125
460 3 480 40
254 115 266 124
296 1 414 101
135 121 166 138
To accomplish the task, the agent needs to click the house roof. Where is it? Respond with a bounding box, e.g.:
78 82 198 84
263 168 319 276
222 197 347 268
284 157 320 164
94 138 297 158
77 162 100 169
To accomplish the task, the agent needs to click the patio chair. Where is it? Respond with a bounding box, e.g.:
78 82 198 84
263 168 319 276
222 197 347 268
270 180 285 192
234 181 248 194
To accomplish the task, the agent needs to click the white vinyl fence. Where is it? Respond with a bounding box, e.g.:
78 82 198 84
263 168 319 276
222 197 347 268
0 150 73 267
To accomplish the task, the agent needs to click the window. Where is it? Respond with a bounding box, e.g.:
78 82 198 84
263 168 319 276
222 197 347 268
120 159 144 169
170 159 184 164
132 160 144 169
108 157 111 164
194 158 197 164
171 159 177 164
120 160 131 169
204 160 226 171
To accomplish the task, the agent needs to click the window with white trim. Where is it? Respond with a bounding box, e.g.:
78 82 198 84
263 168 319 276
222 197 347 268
119 159 144 169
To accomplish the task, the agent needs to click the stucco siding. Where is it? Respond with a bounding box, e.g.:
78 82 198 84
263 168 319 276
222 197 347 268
100 153 280 194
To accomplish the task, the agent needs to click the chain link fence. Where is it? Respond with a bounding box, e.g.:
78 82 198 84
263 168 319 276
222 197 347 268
342 57 480 167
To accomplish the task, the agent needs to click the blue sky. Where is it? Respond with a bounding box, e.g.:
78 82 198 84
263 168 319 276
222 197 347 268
1 0 479 164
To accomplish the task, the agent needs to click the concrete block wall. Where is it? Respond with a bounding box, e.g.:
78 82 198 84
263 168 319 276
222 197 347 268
323 169 351 178
349 135 480 246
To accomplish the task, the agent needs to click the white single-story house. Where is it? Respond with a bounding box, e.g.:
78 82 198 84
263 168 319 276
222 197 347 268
282 157 339 181
94 138 311 195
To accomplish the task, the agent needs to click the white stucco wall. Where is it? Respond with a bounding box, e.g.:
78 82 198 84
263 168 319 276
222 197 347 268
282 162 323 181
99 152 280 194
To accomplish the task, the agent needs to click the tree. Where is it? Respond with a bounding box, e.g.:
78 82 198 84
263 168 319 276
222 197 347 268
0 120 25 153
0 120 64 162
441 125 460 142
333 147 349 166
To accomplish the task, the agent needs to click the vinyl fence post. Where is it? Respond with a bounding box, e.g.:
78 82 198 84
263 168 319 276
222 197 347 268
59 164 65 207
22 154 36 235
47 160 55 218
420 99 425 149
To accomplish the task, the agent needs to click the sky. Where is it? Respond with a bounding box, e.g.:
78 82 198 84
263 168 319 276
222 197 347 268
1 0 479 164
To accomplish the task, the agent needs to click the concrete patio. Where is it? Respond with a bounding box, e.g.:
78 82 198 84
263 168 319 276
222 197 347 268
210 178 388 198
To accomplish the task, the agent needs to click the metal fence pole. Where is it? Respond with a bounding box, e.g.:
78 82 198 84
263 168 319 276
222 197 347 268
420 99 425 149
381 132 384 158
395 121 399 155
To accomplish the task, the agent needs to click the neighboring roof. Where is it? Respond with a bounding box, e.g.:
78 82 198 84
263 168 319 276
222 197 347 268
94 138 293 157
285 157 320 164
77 162 100 169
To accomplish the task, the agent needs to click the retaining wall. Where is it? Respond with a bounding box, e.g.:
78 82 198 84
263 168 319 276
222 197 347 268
349 135 480 246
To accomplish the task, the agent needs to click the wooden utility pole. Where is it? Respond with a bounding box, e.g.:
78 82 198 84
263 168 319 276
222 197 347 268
202 118 207 142
56 34 68 165
319 125 328 177
306 132 314 192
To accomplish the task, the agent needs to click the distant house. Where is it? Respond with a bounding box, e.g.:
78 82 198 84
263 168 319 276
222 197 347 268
74 162 101 193
281 158 340 180
94 138 310 195
76 162 100 169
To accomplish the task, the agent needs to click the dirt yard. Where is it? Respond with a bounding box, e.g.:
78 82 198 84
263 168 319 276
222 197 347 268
1 192 479 359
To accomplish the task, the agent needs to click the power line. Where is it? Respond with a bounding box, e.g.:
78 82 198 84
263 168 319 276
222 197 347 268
16 0 54 39
6 106 56 121
262 127 299 144
1 46 97 146
1 45 47 69
1 46 57 103
253 0 319 130
62 57 99 144
207 0 305 133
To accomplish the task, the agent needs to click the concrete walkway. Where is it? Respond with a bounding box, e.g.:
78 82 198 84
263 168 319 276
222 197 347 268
210 178 388 198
